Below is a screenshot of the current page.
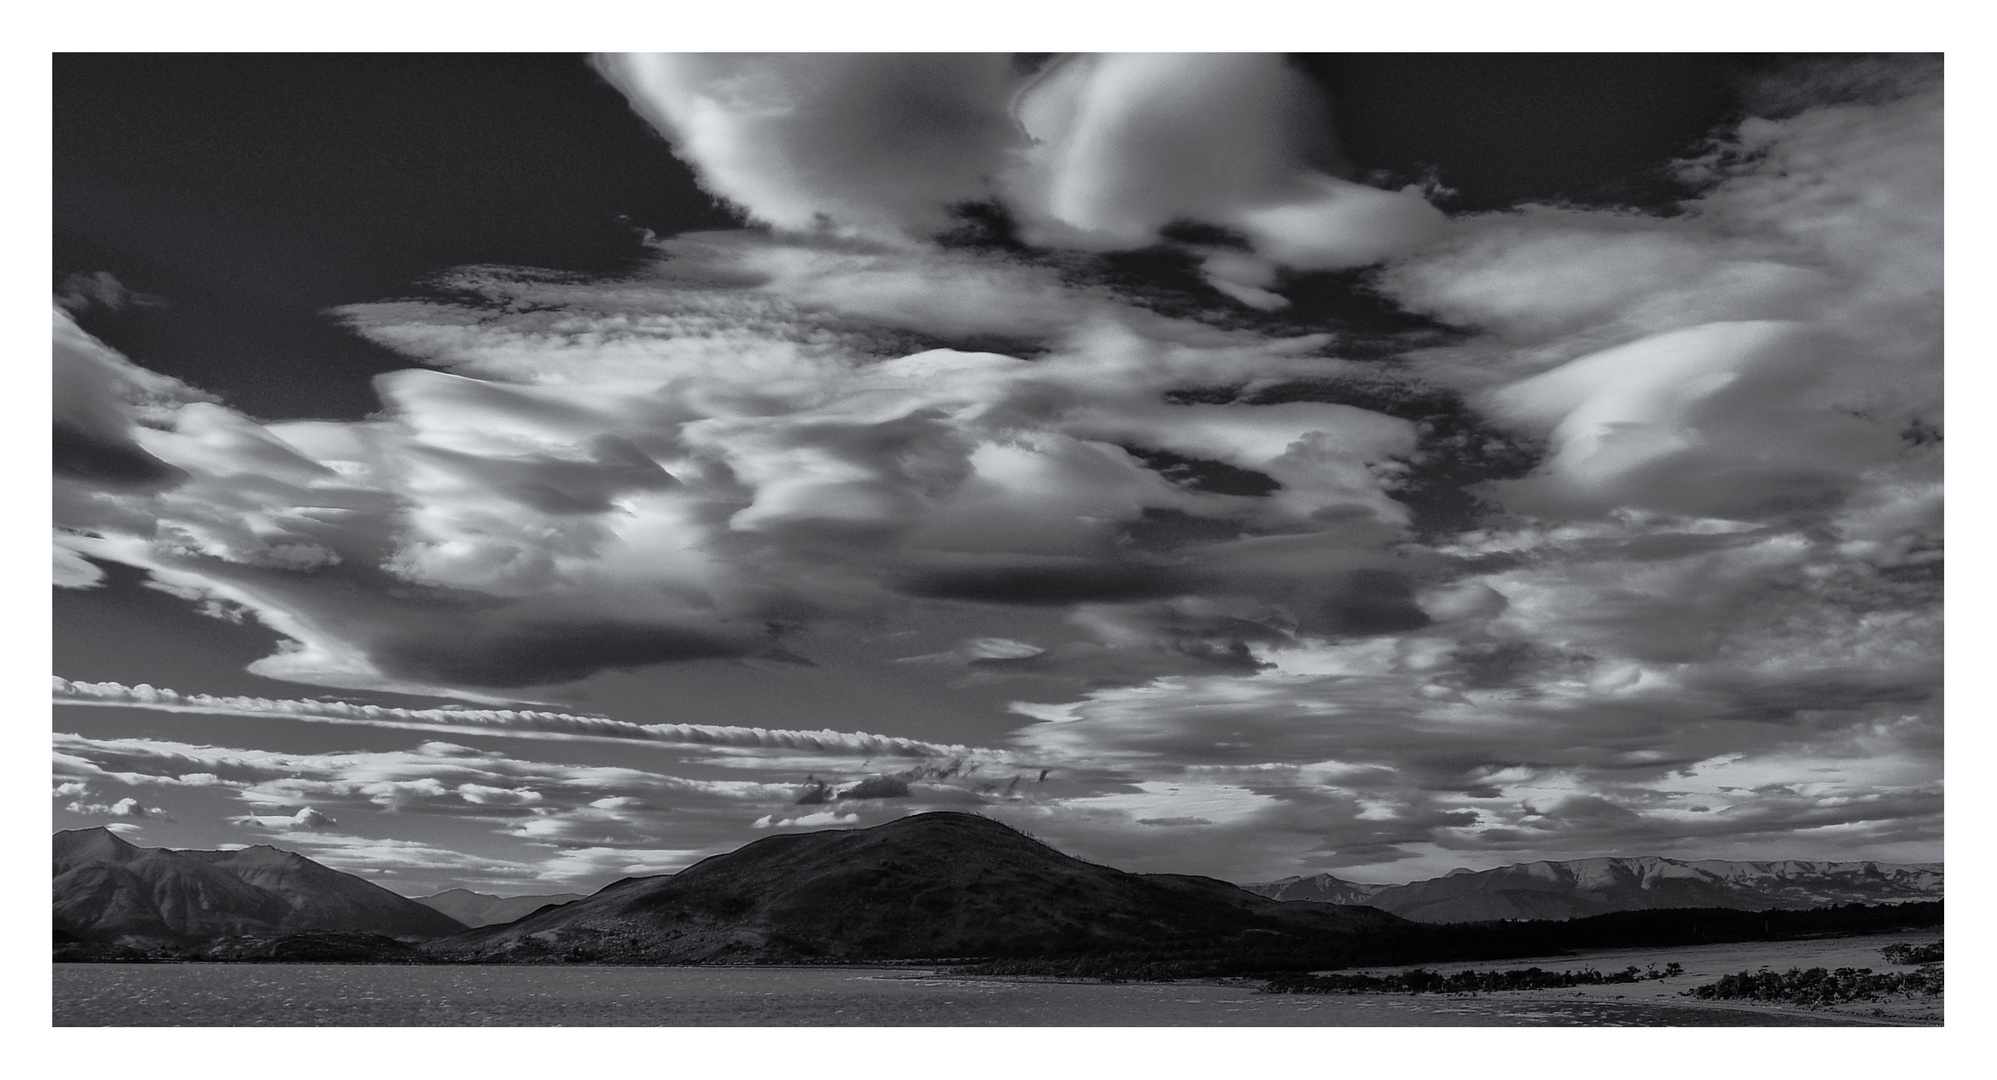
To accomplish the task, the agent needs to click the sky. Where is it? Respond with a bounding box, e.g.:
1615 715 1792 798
50 52 1944 897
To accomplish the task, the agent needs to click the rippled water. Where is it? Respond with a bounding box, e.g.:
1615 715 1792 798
53 964 1869 1026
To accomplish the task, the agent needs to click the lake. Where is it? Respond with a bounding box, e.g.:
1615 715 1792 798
53 964 1879 1026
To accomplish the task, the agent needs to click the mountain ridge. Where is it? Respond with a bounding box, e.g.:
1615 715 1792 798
413 888 588 928
53 827 466 945
1243 855 1943 923
431 812 1405 965
54 821 1944 964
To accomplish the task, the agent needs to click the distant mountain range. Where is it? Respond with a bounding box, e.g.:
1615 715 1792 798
54 820 1945 969
413 888 586 928
434 812 1403 965
1243 856 1944 923
54 828 464 946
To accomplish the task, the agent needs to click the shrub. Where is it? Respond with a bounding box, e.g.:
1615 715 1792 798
1264 963 1681 995
1879 941 1943 965
1682 964 1942 1006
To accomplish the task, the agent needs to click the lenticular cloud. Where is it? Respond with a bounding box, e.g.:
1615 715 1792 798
1004 54 1445 270
594 53 1445 275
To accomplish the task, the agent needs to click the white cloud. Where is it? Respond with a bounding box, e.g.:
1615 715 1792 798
58 228 1425 698
54 677 999 760
1378 79 1939 535
594 54 1019 241
65 796 168 820
754 810 859 829
598 54 1446 275
235 806 339 831
530 845 715 884
1004 54 1444 268
1485 321 1900 518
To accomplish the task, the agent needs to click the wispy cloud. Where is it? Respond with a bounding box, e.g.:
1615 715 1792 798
55 271 169 315
54 677 1001 760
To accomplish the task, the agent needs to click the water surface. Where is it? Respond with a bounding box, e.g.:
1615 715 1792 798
53 964 1874 1026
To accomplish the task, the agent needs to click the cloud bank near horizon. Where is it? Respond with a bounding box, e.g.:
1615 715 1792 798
52 54 1941 885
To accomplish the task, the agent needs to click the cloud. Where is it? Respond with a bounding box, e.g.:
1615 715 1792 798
1484 321 1899 519
235 806 338 831
754 810 860 829
985 554 1938 880
55 271 169 315
59 227 1430 697
896 636 1046 665
529 845 716 884
1005 54 1444 269
53 308 203 492
50 55 1940 885
217 829 547 884
374 618 750 687
594 54 1020 241
65 796 169 820
597 54 1445 276
54 678 1001 760
839 776 911 800
53 721 1021 882
1377 73 1940 535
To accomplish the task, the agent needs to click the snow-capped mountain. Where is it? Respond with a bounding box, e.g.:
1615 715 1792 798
1240 872 1391 906
1243 856 1943 923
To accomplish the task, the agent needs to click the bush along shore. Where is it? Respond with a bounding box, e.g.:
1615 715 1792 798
1879 940 1942 965
1673 937 1945 1008
1262 963 1684 995
1681 964 1942 1007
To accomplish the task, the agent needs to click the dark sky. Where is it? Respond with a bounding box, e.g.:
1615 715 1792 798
55 54 737 419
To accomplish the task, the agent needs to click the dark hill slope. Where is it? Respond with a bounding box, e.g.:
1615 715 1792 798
177 845 464 937
435 812 1405 965
53 828 464 945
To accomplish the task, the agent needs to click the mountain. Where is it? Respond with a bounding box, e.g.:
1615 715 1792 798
1243 856 1944 923
54 828 466 946
1243 872 1390 906
432 812 1406 965
414 888 586 928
